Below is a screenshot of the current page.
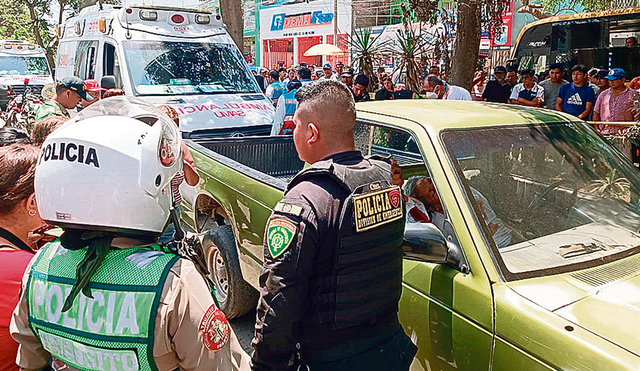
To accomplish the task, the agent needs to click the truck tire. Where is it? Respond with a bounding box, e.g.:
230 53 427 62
202 225 258 319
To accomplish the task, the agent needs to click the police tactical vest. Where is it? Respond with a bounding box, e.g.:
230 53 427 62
288 155 405 330
26 240 179 371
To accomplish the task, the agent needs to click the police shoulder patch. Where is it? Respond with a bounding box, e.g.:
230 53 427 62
273 201 303 217
267 218 297 259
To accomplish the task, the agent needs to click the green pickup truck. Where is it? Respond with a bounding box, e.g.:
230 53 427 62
181 100 640 370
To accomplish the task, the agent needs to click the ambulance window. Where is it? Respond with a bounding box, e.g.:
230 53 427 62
103 43 122 88
75 41 98 79
354 121 462 255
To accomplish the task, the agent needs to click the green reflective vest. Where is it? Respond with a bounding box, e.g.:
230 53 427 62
27 240 179 371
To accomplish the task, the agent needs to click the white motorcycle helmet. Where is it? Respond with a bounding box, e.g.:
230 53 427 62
35 96 182 236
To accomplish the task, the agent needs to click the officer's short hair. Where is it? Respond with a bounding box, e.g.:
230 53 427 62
269 70 279 80
424 74 443 87
294 80 355 135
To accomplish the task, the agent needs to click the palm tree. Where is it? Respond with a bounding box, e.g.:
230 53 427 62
350 28 393 91
587 168 631 198
393 24 430 93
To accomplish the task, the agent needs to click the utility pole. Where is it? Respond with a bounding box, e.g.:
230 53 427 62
333 0 338 45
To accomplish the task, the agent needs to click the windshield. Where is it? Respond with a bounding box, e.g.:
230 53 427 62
122 41 260 96
442 122 640 279
0 56 50 76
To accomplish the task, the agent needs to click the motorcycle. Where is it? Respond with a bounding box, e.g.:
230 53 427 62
1 78 42 134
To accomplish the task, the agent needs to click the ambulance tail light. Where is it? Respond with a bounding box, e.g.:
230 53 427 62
171 14 184 23
139 10 158 21
195 14 210 24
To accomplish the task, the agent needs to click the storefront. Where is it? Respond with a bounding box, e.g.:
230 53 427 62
259 0 352 69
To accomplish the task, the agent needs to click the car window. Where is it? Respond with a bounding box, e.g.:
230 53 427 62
441 122 640 280
355 120 462 259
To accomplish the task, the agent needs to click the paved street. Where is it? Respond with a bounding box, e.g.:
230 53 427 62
230 310 257 353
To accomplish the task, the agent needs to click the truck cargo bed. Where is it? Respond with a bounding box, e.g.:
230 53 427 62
188 136 305 187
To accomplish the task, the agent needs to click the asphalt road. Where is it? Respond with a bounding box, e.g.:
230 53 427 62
230 309 257 353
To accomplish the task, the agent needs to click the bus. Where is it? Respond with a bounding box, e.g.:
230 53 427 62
511 8 640 79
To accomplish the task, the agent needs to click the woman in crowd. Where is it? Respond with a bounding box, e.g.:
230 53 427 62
0 127 30 147
0 144 42 370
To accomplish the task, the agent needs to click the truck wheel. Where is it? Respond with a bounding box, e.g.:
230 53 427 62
202 225 258 319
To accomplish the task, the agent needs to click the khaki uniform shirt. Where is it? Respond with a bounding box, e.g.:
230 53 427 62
10 240 251 371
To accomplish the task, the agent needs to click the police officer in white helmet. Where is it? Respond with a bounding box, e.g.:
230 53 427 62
10 96 250 371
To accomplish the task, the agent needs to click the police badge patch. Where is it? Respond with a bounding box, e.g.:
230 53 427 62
267 219 297 258
199 305 230 351
353 185 403 232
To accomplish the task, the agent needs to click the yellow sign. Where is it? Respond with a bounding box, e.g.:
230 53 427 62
353 185 403 232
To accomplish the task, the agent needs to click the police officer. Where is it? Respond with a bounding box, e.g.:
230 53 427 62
266 70 286 106
251 80 417 371
10 98 250 371
271 79 302 136
34 76 89 121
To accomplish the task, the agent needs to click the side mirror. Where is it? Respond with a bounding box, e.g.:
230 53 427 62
101 75 117 90
402 223 470 274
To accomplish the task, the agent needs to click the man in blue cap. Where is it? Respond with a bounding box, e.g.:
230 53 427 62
319 63 337 81
35 76 88 121
594 68 640 131
482 66 512 103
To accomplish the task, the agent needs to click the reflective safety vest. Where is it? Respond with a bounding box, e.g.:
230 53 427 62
26 240 179 371
270 81 286 101
280 89 298 135
288 155 406 330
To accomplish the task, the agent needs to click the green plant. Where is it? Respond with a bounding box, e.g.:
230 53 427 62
587 168 631 198
350 28 393 91
393 24 430 93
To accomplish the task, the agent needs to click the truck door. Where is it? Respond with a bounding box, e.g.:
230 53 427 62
354 119 495 371
102 41 123 88
75 40 98 80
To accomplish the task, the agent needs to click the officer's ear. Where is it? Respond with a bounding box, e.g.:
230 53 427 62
307 122 319 145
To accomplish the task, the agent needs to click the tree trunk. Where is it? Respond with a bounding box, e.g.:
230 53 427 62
26 3 55 68
448 0 481 91
220 0 244 51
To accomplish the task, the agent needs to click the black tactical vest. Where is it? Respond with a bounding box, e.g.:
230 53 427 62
288 155 405 330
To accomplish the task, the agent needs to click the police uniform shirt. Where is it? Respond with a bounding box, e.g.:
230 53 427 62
252 151 403 370
11 238 251 371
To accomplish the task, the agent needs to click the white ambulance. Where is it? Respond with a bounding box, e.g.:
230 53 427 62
56 4 274 133
0 41 54 110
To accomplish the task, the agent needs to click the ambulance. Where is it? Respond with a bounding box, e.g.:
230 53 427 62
56 4 274 133
0 41 54 110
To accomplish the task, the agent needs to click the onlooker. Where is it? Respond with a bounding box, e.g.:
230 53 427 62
482 66 512 103
271 79 302 135
539 63 568 109
31 115 67 147
594 68 640 133
509 69 544 107
0 144 41 371
311 71 319 81
376 76 395 100
506 69 518 87
0 127 30 147
266 70 286 105
278 67 287 83
353 74 371 102
626 36 638 47
81 79 107 108
588 68 600 85
319 63 337 81
556 64 596 119
470 70 486 101
34 77 88 121
335 61 344 81
157 105 200 210
423 74 472 100
254 74 267 93
102 88 126 98
376 66 386 88
595 69 611 93
298 67 313 86
341 68 354 88
440 70 448 81
629 76 640 92
429 65 440 77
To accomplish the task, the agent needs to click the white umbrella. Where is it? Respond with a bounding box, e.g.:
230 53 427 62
303 43 344 56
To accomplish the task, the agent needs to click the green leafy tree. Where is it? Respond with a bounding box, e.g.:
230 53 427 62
350 27 394 91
